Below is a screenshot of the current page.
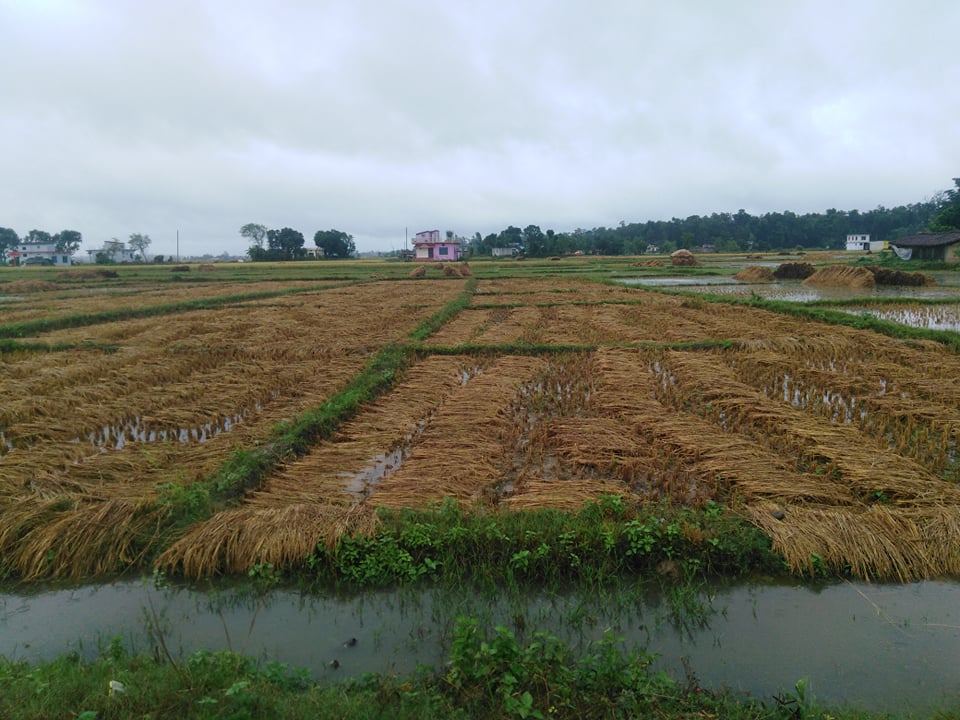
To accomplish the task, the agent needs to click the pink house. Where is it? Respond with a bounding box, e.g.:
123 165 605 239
412 229 462 261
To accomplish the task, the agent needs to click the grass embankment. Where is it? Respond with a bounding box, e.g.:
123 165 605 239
0 621 890 720
305 497 783 590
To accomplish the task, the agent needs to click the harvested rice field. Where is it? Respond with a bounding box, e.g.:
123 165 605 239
3 265 960 582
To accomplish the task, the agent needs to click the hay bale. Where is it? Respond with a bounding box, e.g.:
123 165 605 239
197 263 216 271
458 262 472 276
443 264 461 277
171 265 190 272
866 266 936 287
408 265 427 277
733 265 775 282
803 265 875 288
670 249 699 267
773 262 815 280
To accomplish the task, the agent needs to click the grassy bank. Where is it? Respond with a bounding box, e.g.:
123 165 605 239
0 618 899 720
304 497 785 591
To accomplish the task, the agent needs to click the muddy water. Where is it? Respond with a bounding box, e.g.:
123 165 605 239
2 579 959 713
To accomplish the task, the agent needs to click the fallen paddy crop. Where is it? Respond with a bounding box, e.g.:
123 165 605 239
3 266 960 587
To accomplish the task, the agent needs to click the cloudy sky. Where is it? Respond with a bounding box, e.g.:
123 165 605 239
2 1 958 257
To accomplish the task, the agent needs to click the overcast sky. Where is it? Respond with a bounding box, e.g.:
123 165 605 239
2 1 958 257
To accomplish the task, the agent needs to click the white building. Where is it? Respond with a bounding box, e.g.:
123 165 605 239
86 240 139 263
845 234 885 252
9 239 74 266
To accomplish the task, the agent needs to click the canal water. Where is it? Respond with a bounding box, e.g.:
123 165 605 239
2 578 959 714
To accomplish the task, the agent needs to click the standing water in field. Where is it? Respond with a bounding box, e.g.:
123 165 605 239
1 578 959 714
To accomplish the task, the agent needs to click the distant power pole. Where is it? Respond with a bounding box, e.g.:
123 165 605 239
176 229 180 262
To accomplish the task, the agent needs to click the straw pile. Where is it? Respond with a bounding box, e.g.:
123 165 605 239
670 249 699 266
867 267 936 286
803 265 875 288
408 265 427 277
733 266 775 282
773 262 815 279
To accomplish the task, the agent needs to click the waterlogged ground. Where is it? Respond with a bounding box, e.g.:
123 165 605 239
2 578 959 714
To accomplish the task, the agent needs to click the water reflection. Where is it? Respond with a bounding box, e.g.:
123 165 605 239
2 578 959 713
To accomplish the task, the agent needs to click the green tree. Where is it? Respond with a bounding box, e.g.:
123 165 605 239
930 178 960 231
54 229 82 252
0 227 18 263
313 229 356 258
240 223 268 249
24 229 52 244
522 225 546 256
128 233 152 260
267 227 305 260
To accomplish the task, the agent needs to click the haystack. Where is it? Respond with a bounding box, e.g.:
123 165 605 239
803 265 875 288
867 267 936 287
197 263 216 271
443 264 461 277
408 265 427 277
773 262 815 280
670 249 699 267
733 265 775 282
459 262 472 276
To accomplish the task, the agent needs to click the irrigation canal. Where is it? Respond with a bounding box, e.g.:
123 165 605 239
2 578 959 713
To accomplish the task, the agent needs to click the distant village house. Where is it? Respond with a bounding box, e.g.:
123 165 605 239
890 232 960 263
9 238 74 267
86 239 139 264
412 229 462 261
845 234 886 252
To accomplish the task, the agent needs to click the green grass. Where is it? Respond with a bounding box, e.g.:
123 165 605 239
0 620 898 720
305 497 785 591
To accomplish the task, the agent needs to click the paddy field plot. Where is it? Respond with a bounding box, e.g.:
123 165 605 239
2 270 960 581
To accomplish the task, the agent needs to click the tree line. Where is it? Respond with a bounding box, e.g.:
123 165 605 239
241 223 355 261
469 194 953 258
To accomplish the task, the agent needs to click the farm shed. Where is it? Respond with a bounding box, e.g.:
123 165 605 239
890 232 960 262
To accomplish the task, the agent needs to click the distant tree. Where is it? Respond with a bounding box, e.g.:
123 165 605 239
930 178 960 231
128 233 152 260
267 227 305 260
240 223 268 249
247 245 269 262
523 225 546 256
95 251 116 265
25 229 52 244
54 229 82 253
313 229 356 259
0 227 18 262
153 255 166 264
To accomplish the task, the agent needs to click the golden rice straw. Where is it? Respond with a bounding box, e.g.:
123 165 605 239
158 502 380 577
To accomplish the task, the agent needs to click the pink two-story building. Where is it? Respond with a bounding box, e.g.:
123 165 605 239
412 230 462 261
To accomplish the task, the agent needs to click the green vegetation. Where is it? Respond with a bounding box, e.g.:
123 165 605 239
0 619 897 720
308 498 783 591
